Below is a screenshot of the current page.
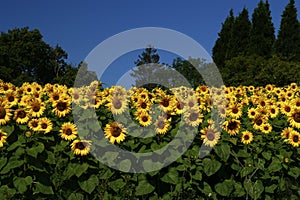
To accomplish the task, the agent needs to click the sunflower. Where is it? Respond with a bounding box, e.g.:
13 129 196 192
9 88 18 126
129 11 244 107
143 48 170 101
260 123 272 134
268 105 279 118
241 131 253 144
154 116 170 134
185 95 198 110
104 122 127 144
5 90 19 107
60 122 78 141
218 106 227 118
184 108 203 127
157 95 176 112
136 111 152 127
288 130 300 147
28 100 45 118
281 127 294 141
0 130 8 148
247 107 258 119
106 95 128 115
135 98 152 112
291 99 300 110
174 97 186 115
0 98 12 125
38 117 53 134
71 139 92 156
28 119 40 132
252 116 266 130
288 110 300 129
227 104 243 119
200 125 220 147
223 119 241 136
52 100 71 117
14 108 30 124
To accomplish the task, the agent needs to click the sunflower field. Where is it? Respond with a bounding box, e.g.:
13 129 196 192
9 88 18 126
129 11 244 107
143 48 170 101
0 79 299 199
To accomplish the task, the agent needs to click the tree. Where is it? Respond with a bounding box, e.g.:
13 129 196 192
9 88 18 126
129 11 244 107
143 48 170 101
0 27 72 85
274 0 300 61
130 46 165 89
228 8 252 58
249 0 275 57
212 9 235 68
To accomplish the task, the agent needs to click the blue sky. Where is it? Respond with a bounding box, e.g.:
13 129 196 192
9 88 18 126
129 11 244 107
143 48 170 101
1 0 299 87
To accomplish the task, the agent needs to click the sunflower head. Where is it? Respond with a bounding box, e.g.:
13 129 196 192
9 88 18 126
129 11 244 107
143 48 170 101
71 139 92 156
60 122 78 141
200 126 220 147
104 122 127 144
241 131 253 144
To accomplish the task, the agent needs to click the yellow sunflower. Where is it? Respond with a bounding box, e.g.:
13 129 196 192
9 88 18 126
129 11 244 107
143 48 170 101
136 111 152 127
71 139 92 156
227 104 243 119
104 122 127 144
14 108 30 124
28 100 45 118
0 129 8 148
52 100 72 117
288 110 300 129
200 125 220 147
60 122 78 141
288 130 300 147
184 108 203 127
281 127 294 141
268 105 279 118
154 116 170 134
5 90 19 107
28 119 40 132
0 98 12 125
223 119 241 136
134 98 152 112
241 131 253 144
106 95 128 115
247 107 258 119
38 117 53 134
280 103 293 116
157 95 176 112
252 116 266 130
260 123 272 134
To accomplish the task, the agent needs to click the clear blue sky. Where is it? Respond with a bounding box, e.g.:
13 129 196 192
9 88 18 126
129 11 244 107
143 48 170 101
1 0 299 87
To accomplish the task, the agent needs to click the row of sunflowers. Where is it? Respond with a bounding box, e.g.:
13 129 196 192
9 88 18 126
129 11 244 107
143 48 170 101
0 79 299 155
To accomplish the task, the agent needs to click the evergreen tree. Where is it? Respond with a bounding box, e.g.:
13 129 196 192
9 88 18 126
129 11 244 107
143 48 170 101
274 0 300 61
249 0 275 57
212 9 235 68
228 8 252 58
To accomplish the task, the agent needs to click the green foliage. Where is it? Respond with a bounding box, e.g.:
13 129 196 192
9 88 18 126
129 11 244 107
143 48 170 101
274 0 300 61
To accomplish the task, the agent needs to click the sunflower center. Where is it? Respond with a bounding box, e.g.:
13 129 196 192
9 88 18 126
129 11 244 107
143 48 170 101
264 126 269 131
255 119 263 126
162 99 169 107
142 116 148 122
57 102 67 111
65 128 73 135
0 107 6 119
41 123 48 129
113 99 122 109
270 108 275 114
17 110 26 119
3 85 9 91
189 113 199 121
53 94 60 101
112 126 122 137
293 135 299 143
206 131 215 141
232 107 239 114
31 121 38 128
251 111 256 116
75 142 86 150
228 121 238 130
141 102 147 109
73 93 80 100
293 112 300 123
32 103 41 112
244 135 250 140
7 95 15 102
157 120 165 129
188 101 195 107
284 106 291 112
27 88 32 93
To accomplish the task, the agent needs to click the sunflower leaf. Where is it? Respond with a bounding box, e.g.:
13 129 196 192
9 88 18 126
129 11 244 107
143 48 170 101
108 178 126 192
214 143 230 162
202 158 222 176
78 174 99 194
135 180 155 196
34 182 54 195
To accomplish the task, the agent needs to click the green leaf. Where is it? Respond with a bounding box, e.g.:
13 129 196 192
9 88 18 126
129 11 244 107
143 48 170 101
108 178 126 192
0 185 16 198
45 151 56 165
236 149 250 158
135 180 155 196
99 168 114 179
117 159 131 172
161 168 179 184
214 143 230 162
0 157 7 171
265 184 277 193
34 182 54 195
78 174 99 194
7 141 24 151
288 167 300 179
268 157 282 173
13 176 33 194
202 158 222 176
240 165 255 177
262 151 272 160
26 142 44 158
247 180 264 200
0 160 24 174
0 125 15 134
215 179 234 196
192 170 202 181
74 163 89 178
67 192 84 200
232 182 246 197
